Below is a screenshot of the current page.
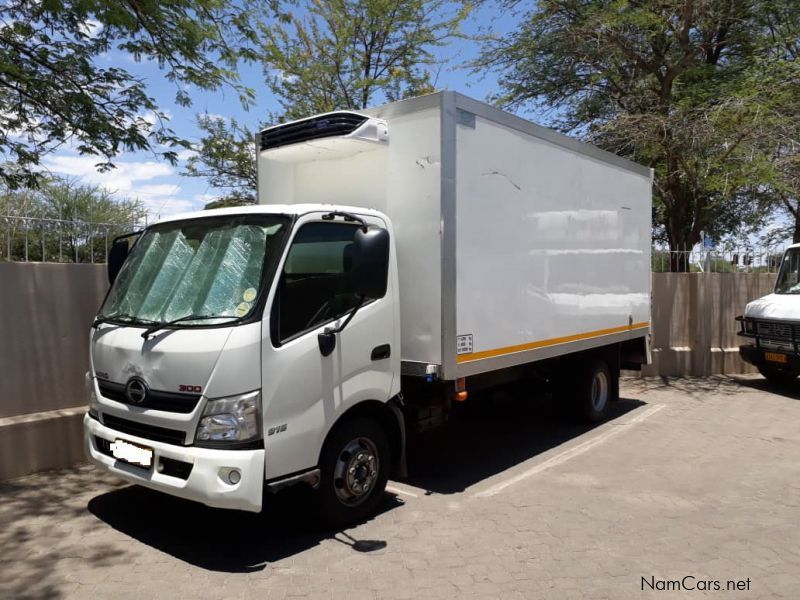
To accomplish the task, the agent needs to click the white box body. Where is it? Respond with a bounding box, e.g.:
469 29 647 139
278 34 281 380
257 92 651 380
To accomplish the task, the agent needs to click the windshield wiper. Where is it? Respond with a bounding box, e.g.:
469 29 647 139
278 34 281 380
92 313 157 329
141 314 242 339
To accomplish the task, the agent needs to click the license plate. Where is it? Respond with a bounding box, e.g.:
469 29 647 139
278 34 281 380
111 438 153 468
764 352 788 364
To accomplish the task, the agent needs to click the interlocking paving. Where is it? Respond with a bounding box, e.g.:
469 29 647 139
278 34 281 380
2 376 799 599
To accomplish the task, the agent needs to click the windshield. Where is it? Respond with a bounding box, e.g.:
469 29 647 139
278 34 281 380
775 248 800 294
100 214 290 325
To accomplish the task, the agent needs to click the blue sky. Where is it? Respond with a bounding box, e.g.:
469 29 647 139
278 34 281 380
42 3 521 221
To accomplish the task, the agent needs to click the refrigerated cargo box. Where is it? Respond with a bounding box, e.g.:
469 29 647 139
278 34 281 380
257 92 652 381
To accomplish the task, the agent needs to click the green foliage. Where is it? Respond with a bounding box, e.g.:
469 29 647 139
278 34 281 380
184 0 468 200
0 0 268 189
261 0 468 119
204 196 257 210
475 0 800 266
0 177 146 262
186 115 258 205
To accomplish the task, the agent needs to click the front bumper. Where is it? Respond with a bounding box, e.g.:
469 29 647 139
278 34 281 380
84 414 264 512
739 345 800 372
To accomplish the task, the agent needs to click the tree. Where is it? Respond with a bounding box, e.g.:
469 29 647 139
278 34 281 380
184 0 468 203
474 0 800 269
0 0 266 190
186 115 258 205
756 3 800 243
261 0 466 119
0 177 146 262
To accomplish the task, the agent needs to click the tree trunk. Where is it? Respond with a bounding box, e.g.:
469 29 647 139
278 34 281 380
793 210 800 244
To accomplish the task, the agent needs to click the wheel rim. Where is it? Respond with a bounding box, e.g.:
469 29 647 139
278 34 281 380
591 370 609 412
332 437 380 506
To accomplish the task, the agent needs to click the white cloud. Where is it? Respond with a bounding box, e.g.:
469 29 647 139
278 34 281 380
137 183 181 197
42 154 203 219
141 197 199 219
43 155 172 192
176 148 198 162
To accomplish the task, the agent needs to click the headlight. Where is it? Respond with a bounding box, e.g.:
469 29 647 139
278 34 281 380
196 390 261 445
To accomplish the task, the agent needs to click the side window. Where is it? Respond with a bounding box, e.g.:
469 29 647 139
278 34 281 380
274 222 360 343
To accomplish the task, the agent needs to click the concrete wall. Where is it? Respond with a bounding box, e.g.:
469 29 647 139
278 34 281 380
645 272 776 377
0 263 107 480
0 266 778 480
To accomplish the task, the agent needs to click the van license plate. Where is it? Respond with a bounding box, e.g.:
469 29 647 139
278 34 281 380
111 439 153 468
765 352 788 364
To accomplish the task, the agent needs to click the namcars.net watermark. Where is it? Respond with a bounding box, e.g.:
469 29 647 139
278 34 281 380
642 576 752 592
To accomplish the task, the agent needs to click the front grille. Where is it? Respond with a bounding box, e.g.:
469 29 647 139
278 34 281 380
102 414 186 446
755 320 796 341
98 379 201 414
259 113 368 151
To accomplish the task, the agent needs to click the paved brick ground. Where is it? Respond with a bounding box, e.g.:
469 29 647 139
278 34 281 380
2 376 799 599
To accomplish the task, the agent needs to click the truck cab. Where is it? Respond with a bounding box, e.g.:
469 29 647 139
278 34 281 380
737 243 800 385
85 205 403 524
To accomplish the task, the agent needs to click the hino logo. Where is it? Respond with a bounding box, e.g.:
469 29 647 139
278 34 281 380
125 377 149 405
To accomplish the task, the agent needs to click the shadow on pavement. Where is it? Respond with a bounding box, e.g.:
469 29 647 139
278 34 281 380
87 484 402 573
0 468 129 600
86 389 645 572
405 391 645 494
730 374 800 400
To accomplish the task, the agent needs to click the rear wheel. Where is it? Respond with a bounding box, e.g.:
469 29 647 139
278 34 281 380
574 359 613 422
317 418 390 527
758 365 798 386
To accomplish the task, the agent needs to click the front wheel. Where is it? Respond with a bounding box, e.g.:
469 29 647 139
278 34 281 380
317 418 390 527
758 365 798 386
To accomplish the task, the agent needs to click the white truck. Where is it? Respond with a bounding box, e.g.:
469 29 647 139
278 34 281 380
737 244 800 384
84 92 652 525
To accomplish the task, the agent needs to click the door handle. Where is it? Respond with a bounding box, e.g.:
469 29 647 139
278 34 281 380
371 344 391 361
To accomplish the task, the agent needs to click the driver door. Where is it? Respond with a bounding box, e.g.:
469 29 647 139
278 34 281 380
259 213 398 481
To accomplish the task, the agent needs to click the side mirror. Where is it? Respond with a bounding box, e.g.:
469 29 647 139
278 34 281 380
353 227 390 299
107 240 129 284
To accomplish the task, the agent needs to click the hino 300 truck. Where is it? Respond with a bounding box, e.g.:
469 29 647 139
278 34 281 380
84 92 652 524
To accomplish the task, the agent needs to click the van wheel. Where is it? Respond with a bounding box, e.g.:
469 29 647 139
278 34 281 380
758 366 798 386
575 359 612 422
317 418 390 527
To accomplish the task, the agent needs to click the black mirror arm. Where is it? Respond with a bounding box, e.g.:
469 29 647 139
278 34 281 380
112 229 144 245
327 295 366 335
317 296 366 357
321 211 368 233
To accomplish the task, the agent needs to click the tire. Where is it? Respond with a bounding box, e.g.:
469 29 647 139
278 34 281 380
758 365 798 386
574 359 613 422
316 418 390 527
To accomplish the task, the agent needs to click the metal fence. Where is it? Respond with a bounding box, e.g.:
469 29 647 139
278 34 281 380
1 215 142 263
652 245 788 273
2 215 791 272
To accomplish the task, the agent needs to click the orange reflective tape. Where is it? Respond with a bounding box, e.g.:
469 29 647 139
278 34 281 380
456 322 649 364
